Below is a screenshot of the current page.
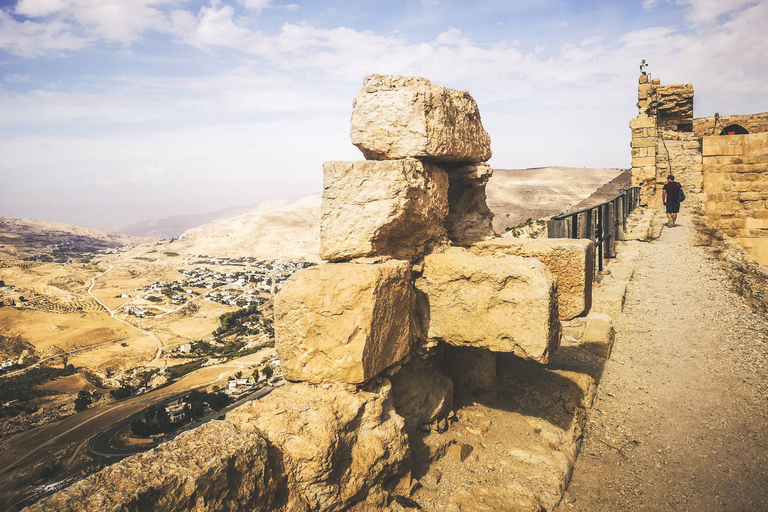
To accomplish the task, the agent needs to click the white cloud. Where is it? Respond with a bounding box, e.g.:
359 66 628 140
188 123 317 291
237 0 272 11
4 73 31 83
677 0 757 26
0 9 91 57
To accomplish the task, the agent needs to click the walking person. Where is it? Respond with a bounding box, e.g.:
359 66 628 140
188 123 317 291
662 174 683 227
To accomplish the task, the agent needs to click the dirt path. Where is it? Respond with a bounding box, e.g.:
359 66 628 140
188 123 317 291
559 213 768 511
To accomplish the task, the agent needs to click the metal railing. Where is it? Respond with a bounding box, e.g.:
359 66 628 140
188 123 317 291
547 186 641 276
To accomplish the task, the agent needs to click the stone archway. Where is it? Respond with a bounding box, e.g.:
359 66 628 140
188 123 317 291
720 124 749 135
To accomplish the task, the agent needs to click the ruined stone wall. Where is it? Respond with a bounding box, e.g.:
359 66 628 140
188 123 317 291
694 113 768 137
703 132 768 265
27 75 597 512
630 74 701 205
655 131 703 203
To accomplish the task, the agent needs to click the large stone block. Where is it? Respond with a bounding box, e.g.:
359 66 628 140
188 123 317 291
444 162 496 245
321 159 449 262
350 74 492 162
470 238 594 320
25 421 276 512
226 381 409 512
275 260 412 385
415 248 560 363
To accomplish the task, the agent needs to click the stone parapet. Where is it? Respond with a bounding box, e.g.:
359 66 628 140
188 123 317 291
415 248 560 363
469 237 594 320
320 159 449 262
275 260 413 385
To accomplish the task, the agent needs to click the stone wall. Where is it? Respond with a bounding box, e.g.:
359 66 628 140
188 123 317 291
630 74 700 206
702 132 768 264
655 131 703 204
694 112 768 137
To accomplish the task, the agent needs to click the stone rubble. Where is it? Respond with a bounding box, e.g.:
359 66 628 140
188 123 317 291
27 75 608 512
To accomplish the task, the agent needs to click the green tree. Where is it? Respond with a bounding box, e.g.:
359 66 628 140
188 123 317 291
74 390 92 412
262 365 274 380
234 371 243 380
251 369 259 383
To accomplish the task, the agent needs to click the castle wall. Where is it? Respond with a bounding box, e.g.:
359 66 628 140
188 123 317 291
694 113 768 137
703 132 768 265
630 75 701 205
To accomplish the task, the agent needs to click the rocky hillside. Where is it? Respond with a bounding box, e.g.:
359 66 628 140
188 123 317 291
0 218 144 262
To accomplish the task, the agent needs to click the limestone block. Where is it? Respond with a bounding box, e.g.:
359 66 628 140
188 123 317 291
415 248 560 363
350 74 492 162
25 421 276 512
226 381 409 512
629 117 656 129
470 238 594 320
581 312 615 359
591 280 629 315
445 162 496 244
321 159 449 262
389 355 453 433
442 344 497 392
275 260 412 385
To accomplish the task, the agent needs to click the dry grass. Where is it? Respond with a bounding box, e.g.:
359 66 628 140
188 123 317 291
692 212 768 315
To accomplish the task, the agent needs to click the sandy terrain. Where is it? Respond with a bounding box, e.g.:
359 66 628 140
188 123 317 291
0 309 136 357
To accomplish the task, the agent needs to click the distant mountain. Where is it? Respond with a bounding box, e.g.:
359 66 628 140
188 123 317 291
486 167 625 233
111 196 320 239
0 217 145 261
119 167 624 263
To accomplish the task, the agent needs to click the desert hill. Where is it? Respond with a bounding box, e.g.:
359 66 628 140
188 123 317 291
0 217 144 261
486 167 625 233
112 196 321 239
134 166 624 262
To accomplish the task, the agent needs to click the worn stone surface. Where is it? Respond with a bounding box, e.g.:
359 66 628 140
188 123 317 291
415 248 561 363
446 484 543 512
226 380 409 512
445 163 496 245
702 132 768 265
581 312 615 359
470 238 594 320
321 159 449 262
442 345 497 392
591 280 629 316
275 260 412 385
350 75 492 162
24 421 276 512
389 355 453 433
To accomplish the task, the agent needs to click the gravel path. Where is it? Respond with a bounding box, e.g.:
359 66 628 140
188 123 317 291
558 212 768 511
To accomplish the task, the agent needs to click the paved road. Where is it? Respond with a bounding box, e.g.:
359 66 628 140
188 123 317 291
89 382 282 457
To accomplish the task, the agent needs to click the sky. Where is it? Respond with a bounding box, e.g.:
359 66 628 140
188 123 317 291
1 0 767 229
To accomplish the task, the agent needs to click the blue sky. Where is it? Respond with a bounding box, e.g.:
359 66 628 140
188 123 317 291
1 0 767 229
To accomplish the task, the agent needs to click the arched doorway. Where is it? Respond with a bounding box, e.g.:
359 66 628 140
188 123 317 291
720 124 749 135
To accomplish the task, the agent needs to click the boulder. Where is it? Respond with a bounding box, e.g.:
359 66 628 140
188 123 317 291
350 75 492 162
470 238 594 320
25 421 276 512
389 355 453 433
226 380 410 512
321 159 449 262
275 260 412 385
442 345 497 393
415 248 560 363
445 163 496 244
